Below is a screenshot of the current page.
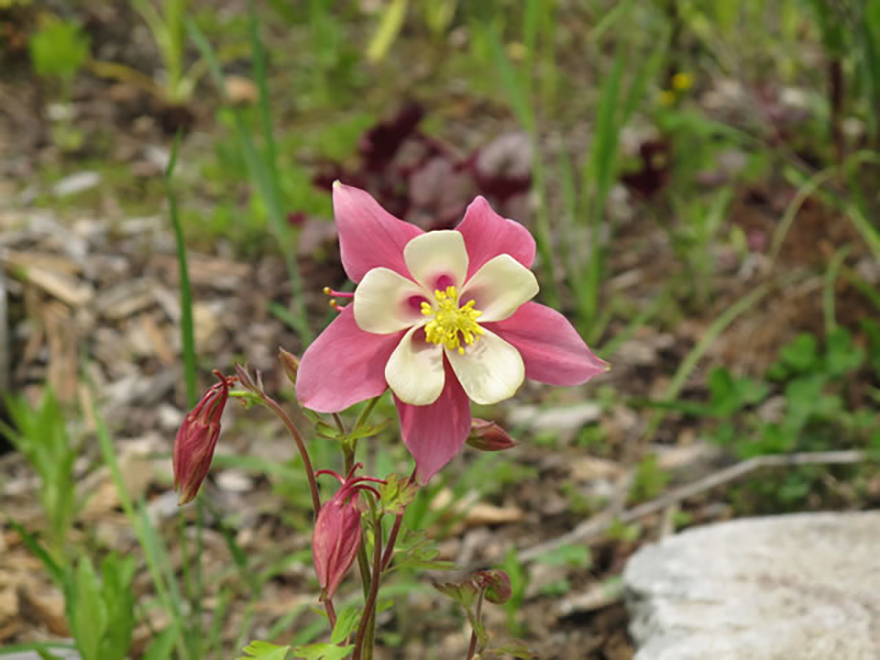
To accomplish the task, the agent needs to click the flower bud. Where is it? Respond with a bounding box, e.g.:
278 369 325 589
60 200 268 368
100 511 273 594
466 419 517 452
472 569 512 605
173 373 232 505
278 348 300 386
312 489 363 600
312 464 384 600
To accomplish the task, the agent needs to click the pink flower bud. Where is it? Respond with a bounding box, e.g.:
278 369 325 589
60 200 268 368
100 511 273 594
173 372 233 505
312 464 384 600
466 419 517 452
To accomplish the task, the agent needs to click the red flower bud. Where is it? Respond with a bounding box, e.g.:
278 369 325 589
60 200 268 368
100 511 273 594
312 464 384 600
173 372 233 505
466 419 517 452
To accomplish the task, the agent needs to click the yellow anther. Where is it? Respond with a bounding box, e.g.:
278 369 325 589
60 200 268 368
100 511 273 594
422 286 484 354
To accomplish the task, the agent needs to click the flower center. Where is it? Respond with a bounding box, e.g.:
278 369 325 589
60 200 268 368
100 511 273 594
421 286 485 355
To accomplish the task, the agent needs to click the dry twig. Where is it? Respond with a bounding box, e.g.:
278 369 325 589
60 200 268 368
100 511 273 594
519 449 868 562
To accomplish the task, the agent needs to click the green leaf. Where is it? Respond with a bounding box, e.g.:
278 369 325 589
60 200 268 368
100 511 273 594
29 19 90 82
65 557 107 660
432 580 479 610
142 625 179 660
707 367 768 417
779 333 819 374
239 640 292 660
329 606 360 645
98 553 136 659
379 473 418 516
825 328 864 377
485 639 537 658
861 319 880 377
291 643 354 660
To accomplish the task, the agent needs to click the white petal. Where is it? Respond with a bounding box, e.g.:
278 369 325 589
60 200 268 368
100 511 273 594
460 254 539 322
385 326 446 405
354 268 429 334
446 329 524 405
403 231 469 292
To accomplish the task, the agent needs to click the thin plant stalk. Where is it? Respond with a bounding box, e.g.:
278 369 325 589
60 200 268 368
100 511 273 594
165 133 197 408
352 517 384 660
261 393 322 516
166 130 208 651
823 245 851 334
465 590 485 660
186 17 313 343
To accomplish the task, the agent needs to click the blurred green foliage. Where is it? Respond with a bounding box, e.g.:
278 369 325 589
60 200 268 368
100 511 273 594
28 18 89 84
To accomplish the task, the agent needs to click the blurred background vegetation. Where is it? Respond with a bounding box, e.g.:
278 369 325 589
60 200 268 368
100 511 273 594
0 0 878 658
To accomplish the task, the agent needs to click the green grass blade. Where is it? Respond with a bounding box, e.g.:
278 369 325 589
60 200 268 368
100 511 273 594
0 642 77 656
367 0 408 63
248 0 278 183
598 288 672 359
641 275 799 442
186 18 313 343
845 183 880 261
90 390 189 659
591 0 635 42
4 518 64 584
165 131 197 408
824 245 851 334
579 45 625 333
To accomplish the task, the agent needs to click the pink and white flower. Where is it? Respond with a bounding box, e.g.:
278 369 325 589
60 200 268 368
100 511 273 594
297 183 606 483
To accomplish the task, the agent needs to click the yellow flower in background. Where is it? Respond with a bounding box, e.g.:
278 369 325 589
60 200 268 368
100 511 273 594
672 72 694 91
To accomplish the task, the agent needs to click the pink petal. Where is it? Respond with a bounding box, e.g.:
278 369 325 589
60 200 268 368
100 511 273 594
333 182 423 283
394 359 471 484
487 302 607 386
297 306 402 412
456 196 536 280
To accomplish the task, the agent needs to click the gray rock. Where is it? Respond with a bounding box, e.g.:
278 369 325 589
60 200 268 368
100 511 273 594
52 171 100 198
507 402 602 433
624 512 880 660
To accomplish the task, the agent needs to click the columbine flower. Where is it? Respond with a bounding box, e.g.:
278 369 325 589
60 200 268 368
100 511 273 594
173 372 233 505
297 183 606 483
312 464 384 600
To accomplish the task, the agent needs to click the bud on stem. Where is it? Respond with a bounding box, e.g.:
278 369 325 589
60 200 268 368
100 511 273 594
312 464 385 600
466 419 517 452
278 348 300 386
173 372 234 505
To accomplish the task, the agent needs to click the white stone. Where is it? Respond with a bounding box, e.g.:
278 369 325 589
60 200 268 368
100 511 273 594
52 171 100 198
624 512 880 660
507 402 602 432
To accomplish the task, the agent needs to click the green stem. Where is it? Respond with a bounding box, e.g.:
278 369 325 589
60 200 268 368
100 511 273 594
353 397 381 432
352 517 383 660
465 591 485 660
381 470 415 571
344 446 373 601
332 412 347 434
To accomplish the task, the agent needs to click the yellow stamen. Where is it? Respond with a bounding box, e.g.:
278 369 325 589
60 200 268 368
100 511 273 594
421 286 485 355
